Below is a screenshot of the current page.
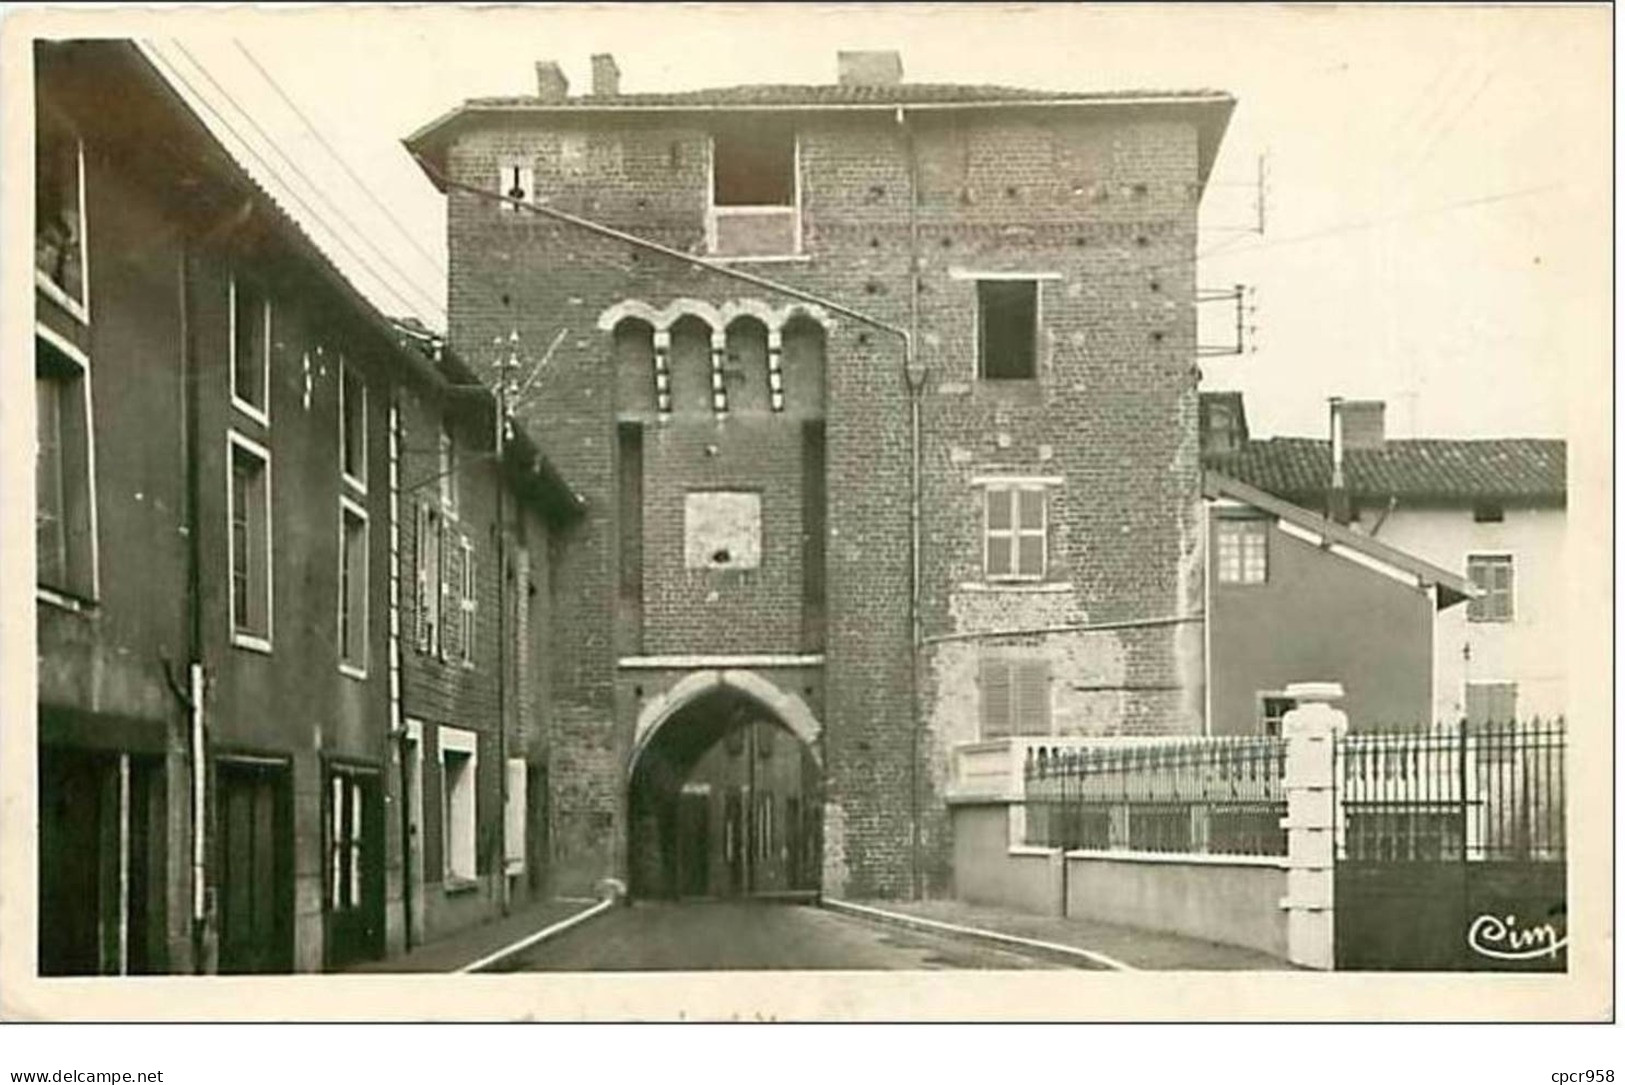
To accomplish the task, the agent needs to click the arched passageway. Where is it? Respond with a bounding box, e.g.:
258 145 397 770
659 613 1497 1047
628 686 822 901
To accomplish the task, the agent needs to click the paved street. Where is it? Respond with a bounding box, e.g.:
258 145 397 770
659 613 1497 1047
487 900 1089 972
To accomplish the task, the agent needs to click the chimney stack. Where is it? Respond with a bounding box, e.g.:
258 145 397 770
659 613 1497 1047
591 53 620 97
1340 400 1386 451
535 60 569 102
837 50 904 87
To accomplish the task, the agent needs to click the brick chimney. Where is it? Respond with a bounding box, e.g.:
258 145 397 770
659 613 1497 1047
1340 400 1386 450
535 60 569 102
591 53 620 97
837 50 904 87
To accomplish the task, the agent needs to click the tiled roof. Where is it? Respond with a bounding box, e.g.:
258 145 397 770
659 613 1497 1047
464 83 1230 109
1204 438 1566 505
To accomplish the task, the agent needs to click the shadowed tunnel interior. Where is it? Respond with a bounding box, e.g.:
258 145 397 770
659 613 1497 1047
628 688 821 901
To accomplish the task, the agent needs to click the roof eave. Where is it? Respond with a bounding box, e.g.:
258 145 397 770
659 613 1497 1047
1203 470 1476 602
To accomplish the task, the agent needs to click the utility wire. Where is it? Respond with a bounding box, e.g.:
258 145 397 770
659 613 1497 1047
146 40 443 322
231 39 447 280
170 40 445 319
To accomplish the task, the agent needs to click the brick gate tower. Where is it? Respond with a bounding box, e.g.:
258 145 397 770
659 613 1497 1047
407 51 1234 899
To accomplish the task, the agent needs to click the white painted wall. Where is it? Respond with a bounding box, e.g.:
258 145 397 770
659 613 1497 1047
1356 504 1566 722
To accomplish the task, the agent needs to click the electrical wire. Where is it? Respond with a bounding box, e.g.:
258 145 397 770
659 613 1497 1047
143 40 443 322
231 39 447 280
168 40 445 319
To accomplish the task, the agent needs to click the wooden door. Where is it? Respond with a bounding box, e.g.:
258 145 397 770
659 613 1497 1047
675 791 711 898
216 761 292 974
324 767 384 969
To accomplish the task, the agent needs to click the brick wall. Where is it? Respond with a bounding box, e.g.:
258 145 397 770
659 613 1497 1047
441 102 1211 898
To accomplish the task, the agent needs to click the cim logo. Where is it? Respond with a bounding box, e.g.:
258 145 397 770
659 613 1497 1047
1467 911 1568 962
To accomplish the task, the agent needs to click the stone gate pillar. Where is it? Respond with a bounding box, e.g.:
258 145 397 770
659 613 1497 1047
1280 681 1347 970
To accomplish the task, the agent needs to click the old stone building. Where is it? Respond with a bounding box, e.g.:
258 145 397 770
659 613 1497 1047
406 50 1235 899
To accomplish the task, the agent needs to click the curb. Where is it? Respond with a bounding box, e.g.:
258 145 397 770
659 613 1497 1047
822 898 1137 972
456 895 620 974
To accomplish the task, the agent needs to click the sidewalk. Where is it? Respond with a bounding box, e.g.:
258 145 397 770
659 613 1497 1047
347 897 609 973
839 898 1297 971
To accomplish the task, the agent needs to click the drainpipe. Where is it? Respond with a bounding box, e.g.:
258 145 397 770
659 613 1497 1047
495 337 513 916
388 394 413 949
899 106 926 901
178 244 209 971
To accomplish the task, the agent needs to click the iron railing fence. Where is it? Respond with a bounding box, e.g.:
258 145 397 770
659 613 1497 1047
1023 737 1288 857
1337 717 1566 863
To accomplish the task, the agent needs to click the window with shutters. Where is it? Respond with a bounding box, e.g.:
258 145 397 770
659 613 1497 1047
415 502 441 655
1465 682 1518 726
979 655 1051 739
984 484 1047 581
441 529 463 663
1466 554 1513 622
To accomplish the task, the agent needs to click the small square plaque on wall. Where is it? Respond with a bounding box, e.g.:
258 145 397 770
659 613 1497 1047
684 491 762 570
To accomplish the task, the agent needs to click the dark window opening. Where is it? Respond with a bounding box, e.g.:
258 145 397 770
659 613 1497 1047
35 107 83 306
712 121 795 206
977 281 1038 380
1473 502 1505 523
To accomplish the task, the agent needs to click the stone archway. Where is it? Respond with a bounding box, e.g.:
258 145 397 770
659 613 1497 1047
626 674 823 902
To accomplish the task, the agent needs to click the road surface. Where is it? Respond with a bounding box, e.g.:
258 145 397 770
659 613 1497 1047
489 900 1091 971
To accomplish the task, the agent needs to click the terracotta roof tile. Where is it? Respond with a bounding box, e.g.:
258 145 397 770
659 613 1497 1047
1204 437 1566 505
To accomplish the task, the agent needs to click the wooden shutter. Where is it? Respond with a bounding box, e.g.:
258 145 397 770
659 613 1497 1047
414 503 432 653
1013 659 1051 735
980 657 1012 739
441 528 462 663
461 538 477 664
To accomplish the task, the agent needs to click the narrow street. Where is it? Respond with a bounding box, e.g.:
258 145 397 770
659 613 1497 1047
486 900 1089 972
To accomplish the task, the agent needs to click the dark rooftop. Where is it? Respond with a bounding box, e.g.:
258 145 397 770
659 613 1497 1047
1204 437 1567 506
461 82 1231 110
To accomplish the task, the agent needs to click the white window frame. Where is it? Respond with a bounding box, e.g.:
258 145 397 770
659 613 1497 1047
1466 551 1515 623
338 494 369 679
1216 517 1269 585
229 274 272 427
35 323 100 608
982 482 1049 582
705 132 803 258
339 356 367 494
438 725 478 885
459 534 477 667
34 115 90 324
1256 691 1298 737
226 430 273 652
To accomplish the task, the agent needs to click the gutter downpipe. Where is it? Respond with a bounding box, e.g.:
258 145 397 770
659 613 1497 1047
179 245 208 972
899 107 926 901
388 395 413 949
410 154 921 897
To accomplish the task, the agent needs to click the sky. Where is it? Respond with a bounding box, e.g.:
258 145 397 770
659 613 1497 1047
30 3 1610 440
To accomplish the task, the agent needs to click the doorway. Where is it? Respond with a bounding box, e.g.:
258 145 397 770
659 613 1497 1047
215 758 293 974
628 686 821 901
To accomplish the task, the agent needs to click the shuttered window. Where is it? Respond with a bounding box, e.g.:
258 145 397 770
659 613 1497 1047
1467 554 1513 622
441 532 463 663
1466 682 1518 726
979 656 1051 739
459 538 477 666
415 502 440 655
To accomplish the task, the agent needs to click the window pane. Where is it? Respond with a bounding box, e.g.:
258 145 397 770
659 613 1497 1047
36 115 83 303
233 284 266 410
231 445 269 639
986 488 1013 530
1017 535 1044 577
36 377 66 588
712 121 795 206
977 281 1038 380
1217 528 1241 583
342 366 365 482
1016 489 1044 530
986 535 1013 577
